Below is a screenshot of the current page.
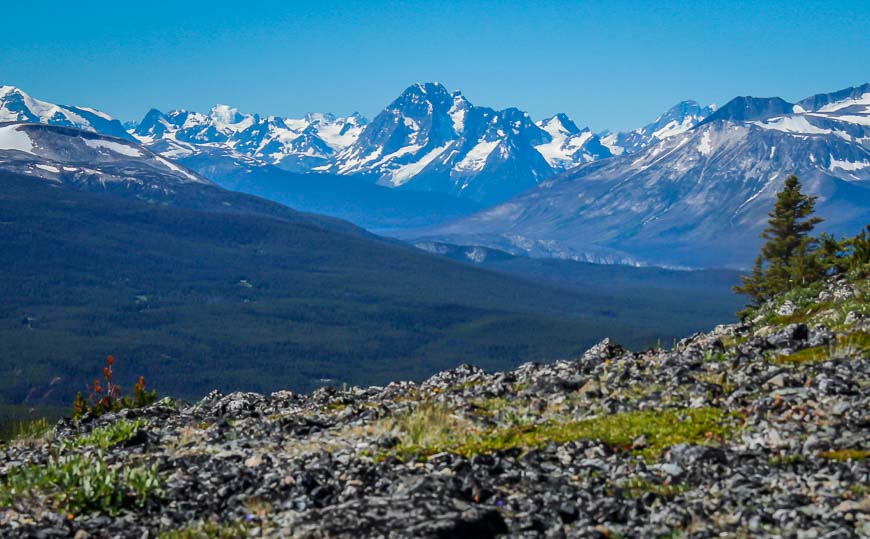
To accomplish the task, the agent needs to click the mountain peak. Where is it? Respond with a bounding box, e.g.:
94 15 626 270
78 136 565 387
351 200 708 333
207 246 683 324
539 113 581 135
797 82 870 112
0 85 24 98
698 95 794 126
209 104 255 129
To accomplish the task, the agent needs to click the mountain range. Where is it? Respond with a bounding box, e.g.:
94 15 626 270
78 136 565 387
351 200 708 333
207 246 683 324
3 81 869 269
126 82 619 206
413 83 870 268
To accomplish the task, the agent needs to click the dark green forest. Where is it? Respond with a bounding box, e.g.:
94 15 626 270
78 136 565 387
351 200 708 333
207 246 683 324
1 172 740 409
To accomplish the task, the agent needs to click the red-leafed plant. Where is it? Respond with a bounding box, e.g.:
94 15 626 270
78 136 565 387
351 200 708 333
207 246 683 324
72 355 158 419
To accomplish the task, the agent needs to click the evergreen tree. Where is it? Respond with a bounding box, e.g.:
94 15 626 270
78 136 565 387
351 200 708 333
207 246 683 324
759 175 823 294
848 225 870 272
734 175 824 314
816 232 849 275
733 255 766 316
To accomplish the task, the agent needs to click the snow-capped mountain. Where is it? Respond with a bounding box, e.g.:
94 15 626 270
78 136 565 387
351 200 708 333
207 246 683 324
414 83 870 269
600 100 717 155
325 83 612 204
535 113 612 169
131 106 366 172
0 86 134 141
0 122 209 191
1 83 612 207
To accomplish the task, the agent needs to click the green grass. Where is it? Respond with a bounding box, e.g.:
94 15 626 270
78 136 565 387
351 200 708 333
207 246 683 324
837 331 870 353
0 405 67 444
774 346 829 365
1 417 53 444
0 452 163 515
389 406 737 461
775 331 870 366
65 418 149 450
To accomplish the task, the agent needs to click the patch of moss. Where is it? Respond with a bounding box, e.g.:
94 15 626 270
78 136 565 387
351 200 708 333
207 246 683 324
158 521 253 539
819 449 869 462
774 346 829 366
391 407 736 461
837 331 870 353
324 401 349 412
720 334 750 349
768 454 805 466
693 373 736 394
774 331 870 365
618 477 688 499
848 484 869 498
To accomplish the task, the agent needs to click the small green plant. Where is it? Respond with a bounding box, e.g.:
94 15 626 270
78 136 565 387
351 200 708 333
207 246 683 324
65 418 149 450
73 355 158 419
0 452 163 515
394 402 469 448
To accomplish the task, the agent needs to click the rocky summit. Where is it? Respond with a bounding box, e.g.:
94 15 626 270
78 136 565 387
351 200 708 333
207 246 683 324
1 275 868 538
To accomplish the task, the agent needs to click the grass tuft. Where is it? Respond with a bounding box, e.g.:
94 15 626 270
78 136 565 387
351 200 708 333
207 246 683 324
388 406 736 461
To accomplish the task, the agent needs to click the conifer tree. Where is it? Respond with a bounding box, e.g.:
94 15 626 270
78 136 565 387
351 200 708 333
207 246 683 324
848 225 870 272
734 255 766 316
734 175 823 312
759 175 823 293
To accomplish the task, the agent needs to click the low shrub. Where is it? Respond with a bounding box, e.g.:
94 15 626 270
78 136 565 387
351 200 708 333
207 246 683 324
73 355 157 419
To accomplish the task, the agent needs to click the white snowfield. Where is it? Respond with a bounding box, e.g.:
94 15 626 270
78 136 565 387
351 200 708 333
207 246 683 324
0 124 34 153
84 138 143 157
1 86 108 132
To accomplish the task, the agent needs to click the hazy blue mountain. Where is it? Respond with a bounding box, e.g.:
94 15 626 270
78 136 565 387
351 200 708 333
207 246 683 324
132 105 367 171
600 100 717 155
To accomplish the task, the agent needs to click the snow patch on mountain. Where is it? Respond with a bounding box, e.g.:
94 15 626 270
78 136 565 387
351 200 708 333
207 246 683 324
83 138 143 157
0 124 35 153
456 140 499 172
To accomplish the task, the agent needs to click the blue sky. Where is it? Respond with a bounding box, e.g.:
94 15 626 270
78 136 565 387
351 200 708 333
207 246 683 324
3 0 868 131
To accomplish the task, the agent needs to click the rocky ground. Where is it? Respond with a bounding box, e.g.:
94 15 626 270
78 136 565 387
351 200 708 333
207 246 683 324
1 275 868 538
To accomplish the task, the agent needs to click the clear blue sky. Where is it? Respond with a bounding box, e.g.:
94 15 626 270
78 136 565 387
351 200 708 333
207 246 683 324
3 0 868 131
